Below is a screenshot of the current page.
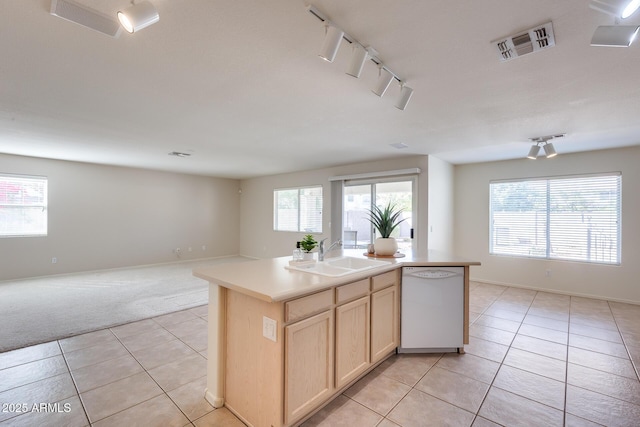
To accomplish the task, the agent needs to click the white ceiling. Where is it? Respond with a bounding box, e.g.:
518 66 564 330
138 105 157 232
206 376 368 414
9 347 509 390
2 0 640 179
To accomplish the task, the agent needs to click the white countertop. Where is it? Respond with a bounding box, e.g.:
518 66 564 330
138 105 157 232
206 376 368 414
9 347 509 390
193 249 480 303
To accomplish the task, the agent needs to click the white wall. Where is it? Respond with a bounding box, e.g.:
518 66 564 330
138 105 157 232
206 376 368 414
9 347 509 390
428 156 454 253
0 154 241 281
454 146 640 304
239 156 430 259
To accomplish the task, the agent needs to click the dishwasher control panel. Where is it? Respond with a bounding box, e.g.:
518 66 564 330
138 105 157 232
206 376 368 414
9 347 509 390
403 267 460 279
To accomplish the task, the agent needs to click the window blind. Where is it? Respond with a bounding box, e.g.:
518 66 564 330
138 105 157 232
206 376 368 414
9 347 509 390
274 186 322 233
0 174 48 237
490 173 621 264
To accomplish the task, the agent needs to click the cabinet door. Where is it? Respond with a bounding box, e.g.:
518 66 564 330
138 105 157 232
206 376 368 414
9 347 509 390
371 284 398 363
335 295 370 389
284 310 334 425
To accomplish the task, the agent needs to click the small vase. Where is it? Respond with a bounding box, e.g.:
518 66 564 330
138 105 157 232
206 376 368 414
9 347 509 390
374 237 397 256
302 252 315 261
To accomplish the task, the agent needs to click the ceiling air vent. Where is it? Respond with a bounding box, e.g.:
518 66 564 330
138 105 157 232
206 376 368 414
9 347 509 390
492 22 555 62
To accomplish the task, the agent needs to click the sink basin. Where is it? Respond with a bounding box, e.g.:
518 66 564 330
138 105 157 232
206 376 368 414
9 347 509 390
325 256 389 270
285 256 391 277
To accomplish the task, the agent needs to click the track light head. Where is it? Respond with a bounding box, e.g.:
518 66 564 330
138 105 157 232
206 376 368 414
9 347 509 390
395 84 414 110
623 0 640 18
319 24 344 62
589 0 640 18
346 44 369 78
117 1 159 33
527 145 541 159
372 68 394 97
543 142 558 158
591 25 640 47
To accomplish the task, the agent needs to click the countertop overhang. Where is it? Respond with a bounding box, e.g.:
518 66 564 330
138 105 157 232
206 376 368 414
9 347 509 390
193 249 480 303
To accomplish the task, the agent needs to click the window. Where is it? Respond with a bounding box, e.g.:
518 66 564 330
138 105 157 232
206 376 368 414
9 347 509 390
0 174 48 237
490 173 621 264
274 186 323 233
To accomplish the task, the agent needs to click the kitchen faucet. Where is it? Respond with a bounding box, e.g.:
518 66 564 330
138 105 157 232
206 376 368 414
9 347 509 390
318 238 342 261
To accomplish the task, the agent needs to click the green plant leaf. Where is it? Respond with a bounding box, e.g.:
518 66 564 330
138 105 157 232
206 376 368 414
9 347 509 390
366 202 407 238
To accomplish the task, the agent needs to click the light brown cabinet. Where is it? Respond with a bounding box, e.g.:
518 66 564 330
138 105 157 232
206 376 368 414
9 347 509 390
335 295 370 389
284 310 334 425
223 269 400 427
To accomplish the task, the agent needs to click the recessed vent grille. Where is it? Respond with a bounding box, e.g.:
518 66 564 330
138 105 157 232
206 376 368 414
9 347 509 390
493 22 555 62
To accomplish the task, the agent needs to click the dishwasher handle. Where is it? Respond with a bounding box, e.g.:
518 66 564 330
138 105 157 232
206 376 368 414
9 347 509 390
403 268 461 279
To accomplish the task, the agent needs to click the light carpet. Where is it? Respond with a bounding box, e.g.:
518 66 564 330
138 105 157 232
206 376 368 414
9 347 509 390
0 256 250 353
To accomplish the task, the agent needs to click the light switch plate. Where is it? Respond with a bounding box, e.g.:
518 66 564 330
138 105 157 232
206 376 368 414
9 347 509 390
262 316 277 342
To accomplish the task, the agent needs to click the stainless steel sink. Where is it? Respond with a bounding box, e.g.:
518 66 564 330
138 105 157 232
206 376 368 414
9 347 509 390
285 256 391 277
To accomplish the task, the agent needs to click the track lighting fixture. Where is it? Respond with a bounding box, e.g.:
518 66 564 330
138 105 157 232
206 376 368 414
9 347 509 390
623 0 640 17
307 4 415 111
117 0 159 34
589 0 640 18
543 143 557 158
372 68 394 97
591 25 640 46
527 145 541 160
319 25 344 62
395 84 414 110
346 44 369 78
526 134 565 159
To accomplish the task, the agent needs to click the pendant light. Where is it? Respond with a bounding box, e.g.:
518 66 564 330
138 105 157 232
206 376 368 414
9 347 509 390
117 1 159 34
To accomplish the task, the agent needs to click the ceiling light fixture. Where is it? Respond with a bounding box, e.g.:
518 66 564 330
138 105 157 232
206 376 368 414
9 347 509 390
526 134 565 159
50 0 122 38
318 24 344 62
346 44 369 78
117 1 159 34
622 0 640 17
527 145 541 160
306 4 415 111
372 67 394 97
591 25 640 46
543 143 557 158
395 84 414 110
590 0 640 18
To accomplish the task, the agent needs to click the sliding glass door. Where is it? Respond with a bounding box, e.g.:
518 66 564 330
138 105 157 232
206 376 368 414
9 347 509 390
342 178 414 252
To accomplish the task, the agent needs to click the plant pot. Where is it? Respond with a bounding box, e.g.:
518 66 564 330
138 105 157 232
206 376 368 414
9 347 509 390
302 252 315 261
374 237 397 256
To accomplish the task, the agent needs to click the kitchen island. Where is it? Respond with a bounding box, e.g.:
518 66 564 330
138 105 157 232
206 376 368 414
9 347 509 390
193 250 479 427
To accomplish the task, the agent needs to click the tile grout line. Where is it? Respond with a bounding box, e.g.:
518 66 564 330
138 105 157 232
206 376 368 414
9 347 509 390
56 339 92 427
607 300 640 382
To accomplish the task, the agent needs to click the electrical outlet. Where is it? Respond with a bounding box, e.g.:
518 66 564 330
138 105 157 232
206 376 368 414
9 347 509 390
51 257 57 264
545 269 551 277
262 316 277 342
202 245 206 251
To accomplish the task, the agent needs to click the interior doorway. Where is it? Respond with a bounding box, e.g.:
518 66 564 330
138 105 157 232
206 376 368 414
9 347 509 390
342 178 415 252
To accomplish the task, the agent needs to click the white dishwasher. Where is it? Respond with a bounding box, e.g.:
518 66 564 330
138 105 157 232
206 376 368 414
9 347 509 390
399 266 464 353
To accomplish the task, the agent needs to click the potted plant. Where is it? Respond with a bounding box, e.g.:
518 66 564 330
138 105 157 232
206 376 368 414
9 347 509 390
300 234 317 261
367 202 407 256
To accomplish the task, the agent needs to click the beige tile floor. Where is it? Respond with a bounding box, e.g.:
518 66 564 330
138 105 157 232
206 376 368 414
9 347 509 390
1 282 639 426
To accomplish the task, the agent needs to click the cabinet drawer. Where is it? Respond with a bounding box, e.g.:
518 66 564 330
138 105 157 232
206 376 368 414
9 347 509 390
371 270 398 291
285 289 333 323
336 279 369 304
